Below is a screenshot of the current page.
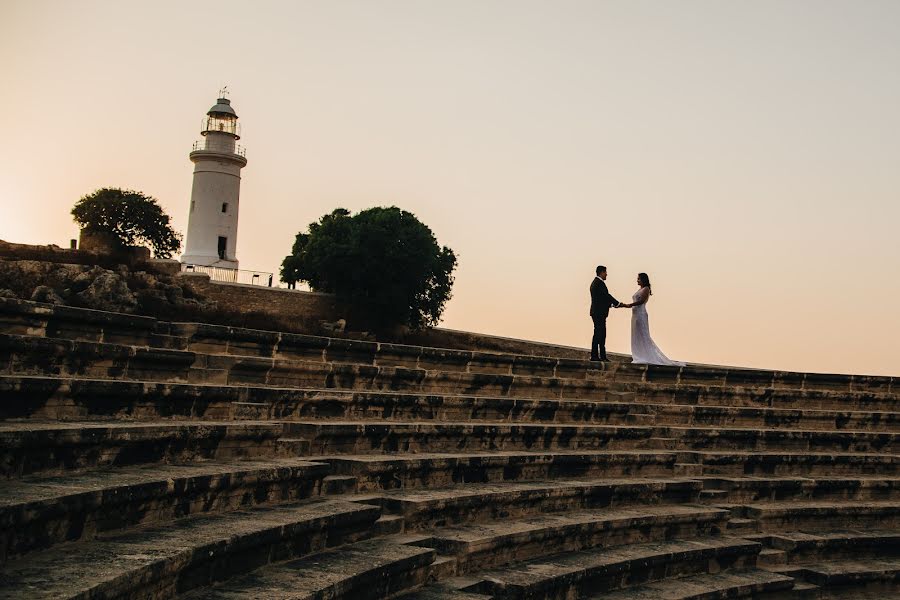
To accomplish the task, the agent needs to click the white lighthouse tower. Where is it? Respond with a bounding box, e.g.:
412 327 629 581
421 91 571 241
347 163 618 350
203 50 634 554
182 91 248 269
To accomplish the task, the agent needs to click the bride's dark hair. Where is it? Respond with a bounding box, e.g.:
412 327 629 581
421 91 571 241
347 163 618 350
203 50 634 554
638 272 652 295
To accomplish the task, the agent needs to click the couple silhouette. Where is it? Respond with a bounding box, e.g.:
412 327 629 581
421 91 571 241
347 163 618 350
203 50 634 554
589 265 683 366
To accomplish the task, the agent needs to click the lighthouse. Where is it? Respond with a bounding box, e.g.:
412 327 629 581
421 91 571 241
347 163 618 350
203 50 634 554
181 92 248 269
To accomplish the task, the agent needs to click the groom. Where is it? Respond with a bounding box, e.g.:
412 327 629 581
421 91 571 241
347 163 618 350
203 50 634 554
589 265 623 362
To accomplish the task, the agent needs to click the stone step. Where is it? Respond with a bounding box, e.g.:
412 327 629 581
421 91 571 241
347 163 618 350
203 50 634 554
789 581 822 597
0 334 621 401
231 401 270 420
737 501 900 531
0 334 622 402
648 436 678 449
4 298 894 396
0 299 159 347
758 548 789 567
16 375 900 437
0 457 331 563
658 425 899 453
4 415 897 483
0 498 381 600
649 403 900 432
396 583 492 599
324 451 900 492
749 529 900 563
322 474 358 495
7 418 900 487
693 451 900 477
0 420 288 479
0 375 241 422
586 568 795 599
264 389 658 426
645 383 899 413
469 536 763 599
291 421 660 454
675 463 705 477
3 333 898 416
788 557 900 588
323 451 681 490
8 381 894 458
368 477 702 530
424 555 458 581
698 475 900 503
5 370 899 434
276 437 312 456
177 538 436 600
726 517 760 534
373 513 406 536
286 421 900 455
403 504 728 573
0 332 199 380
698 489 729 502
0 374 649 425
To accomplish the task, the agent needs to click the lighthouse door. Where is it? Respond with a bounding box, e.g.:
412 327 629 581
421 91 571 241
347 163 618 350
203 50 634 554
217 236 227 260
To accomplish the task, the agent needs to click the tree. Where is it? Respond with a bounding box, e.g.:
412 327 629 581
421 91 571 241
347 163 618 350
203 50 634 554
72 188 182 259
281 207 457 329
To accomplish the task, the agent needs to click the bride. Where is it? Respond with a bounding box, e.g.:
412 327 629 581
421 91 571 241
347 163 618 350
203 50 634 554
621 273 684 366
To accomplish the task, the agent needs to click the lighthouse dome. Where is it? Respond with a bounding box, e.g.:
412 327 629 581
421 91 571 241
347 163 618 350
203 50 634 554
208 98 237 118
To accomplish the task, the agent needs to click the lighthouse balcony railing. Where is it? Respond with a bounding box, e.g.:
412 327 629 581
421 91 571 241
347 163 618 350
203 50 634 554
191 139 247 157
182 264 273 286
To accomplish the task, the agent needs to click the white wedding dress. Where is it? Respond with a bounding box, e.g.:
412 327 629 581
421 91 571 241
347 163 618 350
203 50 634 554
630 288 684 366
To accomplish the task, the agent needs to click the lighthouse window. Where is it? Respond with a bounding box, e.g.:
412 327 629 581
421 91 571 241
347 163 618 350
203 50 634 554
217 236 227 259
221 202 228 213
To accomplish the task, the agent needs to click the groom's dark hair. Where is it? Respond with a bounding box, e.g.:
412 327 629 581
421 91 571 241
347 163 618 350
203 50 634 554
596 265 606 275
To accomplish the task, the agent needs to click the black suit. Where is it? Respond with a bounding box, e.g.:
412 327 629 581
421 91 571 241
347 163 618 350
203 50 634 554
590 277 620 360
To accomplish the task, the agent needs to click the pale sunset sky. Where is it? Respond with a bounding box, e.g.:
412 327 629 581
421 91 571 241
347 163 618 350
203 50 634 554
1 1 898 376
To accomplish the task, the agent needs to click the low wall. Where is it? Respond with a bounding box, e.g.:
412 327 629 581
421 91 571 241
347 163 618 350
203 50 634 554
178 273 349 328
0 239 153 269
0 239 105 266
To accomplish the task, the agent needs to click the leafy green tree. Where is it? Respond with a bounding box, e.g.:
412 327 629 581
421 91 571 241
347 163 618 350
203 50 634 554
71 188 182 258
282 207 457 329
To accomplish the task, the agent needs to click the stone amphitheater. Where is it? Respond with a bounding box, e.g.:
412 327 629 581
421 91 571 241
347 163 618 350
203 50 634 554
0 297 897 599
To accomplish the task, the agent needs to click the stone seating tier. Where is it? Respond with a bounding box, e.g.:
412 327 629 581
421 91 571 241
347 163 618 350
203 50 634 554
464 536 765 599
586 569 798 600
1 332 896 405
182 538 438 600
0 298 897 599
0 297 893 394
4 419 900 482
0 473 704 561
5 376 899 427
0 458 331 561
0 498 383 600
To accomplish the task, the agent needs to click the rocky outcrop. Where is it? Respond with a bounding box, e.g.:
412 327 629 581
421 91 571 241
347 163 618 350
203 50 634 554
0 259 214 315
29 285 65 305
73 271 137 312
